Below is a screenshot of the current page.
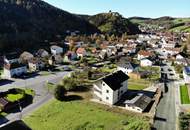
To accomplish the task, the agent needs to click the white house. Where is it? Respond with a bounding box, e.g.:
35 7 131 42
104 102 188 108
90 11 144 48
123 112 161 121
140 59 153 67
122 47 136 54
137 50 153 60
124 93 152 113
117 62 134 74
50 45 63 55
28 58 45 72
93 71 129 105
162 47 181 56
175 54 187 65
3 63 27 79
161 39 176 48
183 66 190 84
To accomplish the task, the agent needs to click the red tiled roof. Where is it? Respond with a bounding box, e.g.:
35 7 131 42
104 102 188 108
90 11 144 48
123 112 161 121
138 50 153 56
76 48 86 54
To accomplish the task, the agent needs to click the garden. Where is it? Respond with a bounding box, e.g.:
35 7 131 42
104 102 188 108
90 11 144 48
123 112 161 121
180 85 190 104
24 100 150 130
0 88 34 115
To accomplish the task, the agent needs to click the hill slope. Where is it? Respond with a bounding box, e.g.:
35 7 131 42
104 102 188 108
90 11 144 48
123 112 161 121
130 16 190 32
87 12 141 36
0 0 99 53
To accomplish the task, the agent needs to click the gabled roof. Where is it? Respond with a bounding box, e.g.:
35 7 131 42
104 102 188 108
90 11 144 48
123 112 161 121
51 45 62 50
138 50 153 57
36 49 49 56
125 94 152 111
4 63 26 70
0 97 9 107
117 62 133 69
102 71 129 91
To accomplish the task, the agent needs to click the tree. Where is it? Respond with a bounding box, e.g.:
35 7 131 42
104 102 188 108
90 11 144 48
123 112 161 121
54 85 67 101
62 77 77 91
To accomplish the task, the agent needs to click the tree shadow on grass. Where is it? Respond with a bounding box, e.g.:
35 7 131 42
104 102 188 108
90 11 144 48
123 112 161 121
72 86 90 92
63 95 83 102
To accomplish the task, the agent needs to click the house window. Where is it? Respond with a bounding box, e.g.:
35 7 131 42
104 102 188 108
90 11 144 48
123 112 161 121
106 97 109 100
106 90 109 93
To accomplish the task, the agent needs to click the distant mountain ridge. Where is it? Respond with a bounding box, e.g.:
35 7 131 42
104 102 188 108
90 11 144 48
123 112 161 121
129 16 190 32
86 12 141 36
0 0 99 52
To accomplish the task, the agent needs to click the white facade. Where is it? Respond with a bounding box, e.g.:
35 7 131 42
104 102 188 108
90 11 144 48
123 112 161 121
137 54 149 60
3 66 27 79
28 62 45 72
140 59 153 67
125 104 143 113
117 64 134 74
93 78 128 105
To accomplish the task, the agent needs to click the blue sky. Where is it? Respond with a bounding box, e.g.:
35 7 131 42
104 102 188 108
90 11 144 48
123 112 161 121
43 0 190 18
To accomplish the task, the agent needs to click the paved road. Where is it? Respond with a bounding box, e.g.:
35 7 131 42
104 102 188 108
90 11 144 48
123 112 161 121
0 71 70 127
154 65 177 130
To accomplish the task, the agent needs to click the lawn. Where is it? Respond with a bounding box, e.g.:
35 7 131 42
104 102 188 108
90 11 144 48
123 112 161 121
138 66 161 81
5 88 34 102
128 79 151 90
180 85 190 104
6 94 24 102
24 100 150 130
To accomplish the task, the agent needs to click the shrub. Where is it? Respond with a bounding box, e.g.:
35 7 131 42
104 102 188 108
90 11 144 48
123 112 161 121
54 85 67 101
62 77 77 91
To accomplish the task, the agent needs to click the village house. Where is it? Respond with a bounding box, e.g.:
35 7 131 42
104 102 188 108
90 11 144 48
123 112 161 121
161 39 176 48
122 47 136 54
117 62 134 74
20 51 34 64
93 71 129 105
183 66 190 84
36 49 49 58
28 58 45 72
137 50 153 60
65 51 77 61
50 45 63 55
175 54 187 65
76 48 87 58
162 47 181 56
124 93 152 113
140 58 153 67
3 63 27 79
49 55 63 65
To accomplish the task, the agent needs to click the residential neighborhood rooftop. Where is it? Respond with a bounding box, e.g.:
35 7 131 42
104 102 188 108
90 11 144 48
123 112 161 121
101 70 129 91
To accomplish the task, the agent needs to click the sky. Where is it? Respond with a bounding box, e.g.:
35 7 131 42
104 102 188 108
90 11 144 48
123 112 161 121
43 0 190 18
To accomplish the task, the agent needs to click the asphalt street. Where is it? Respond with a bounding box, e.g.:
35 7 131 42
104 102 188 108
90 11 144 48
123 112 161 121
154 65 176 130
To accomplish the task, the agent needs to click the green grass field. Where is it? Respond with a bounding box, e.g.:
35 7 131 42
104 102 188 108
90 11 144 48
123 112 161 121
24 100 150 130
180 85 190 104
6 94 24 102
128 79 150 90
